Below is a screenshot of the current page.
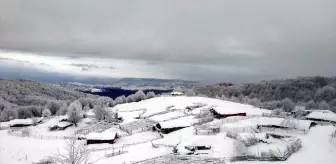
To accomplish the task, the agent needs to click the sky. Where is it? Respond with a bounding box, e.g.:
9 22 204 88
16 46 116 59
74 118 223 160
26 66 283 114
0 0 335 84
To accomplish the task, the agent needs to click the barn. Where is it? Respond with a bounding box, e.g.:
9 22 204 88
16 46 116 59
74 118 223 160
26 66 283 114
305 110 336 124
153 123 188 134
9 118 42 128
48 122 73 131
210 108 246 119
84 131 118 145
153 116 198 134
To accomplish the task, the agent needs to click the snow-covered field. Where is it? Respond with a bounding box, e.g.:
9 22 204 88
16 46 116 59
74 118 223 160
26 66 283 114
1 96 336 164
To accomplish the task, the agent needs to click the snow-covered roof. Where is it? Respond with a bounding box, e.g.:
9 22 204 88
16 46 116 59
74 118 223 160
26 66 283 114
84 131 117 140
55 122 73 128
305 110 336 122
8 119 34 126
258 117 313 130
158 116 198 129
58 115 68 121
211 106 247 115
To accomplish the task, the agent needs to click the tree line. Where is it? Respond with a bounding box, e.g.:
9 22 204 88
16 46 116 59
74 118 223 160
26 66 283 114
195 76 336 113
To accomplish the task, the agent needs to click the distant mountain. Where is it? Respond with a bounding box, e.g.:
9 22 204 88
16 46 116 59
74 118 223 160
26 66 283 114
62 78 199 91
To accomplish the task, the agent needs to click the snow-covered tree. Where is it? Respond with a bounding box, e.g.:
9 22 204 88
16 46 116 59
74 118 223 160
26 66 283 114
306 100 318 109
319 101 330 110
49 138 90 164
249 98 261 107
93 105 112 121
0 108 18 121
45 101 61 115
133 90 146 102
17 107 33 119
115 95 127 105
57 103 68 116
146 91 156 99
83 105 90 111
185 89 196 97
67 100 83 126
271 108 284 116
281 98 295 112
42 109 52 118
314 86 336 102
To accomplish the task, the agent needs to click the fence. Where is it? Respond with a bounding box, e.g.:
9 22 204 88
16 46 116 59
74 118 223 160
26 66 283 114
89 136 163 152
8 129 80 140
132 154 225 164
230 137 302 162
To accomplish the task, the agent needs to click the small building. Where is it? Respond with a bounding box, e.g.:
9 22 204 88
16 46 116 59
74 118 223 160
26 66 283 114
305 110 336 124
84 131 118 145
153 116 197 134
9 118 42 128
209 108 246 119
49 122 73 131
171 91 184 96
153 123 187 134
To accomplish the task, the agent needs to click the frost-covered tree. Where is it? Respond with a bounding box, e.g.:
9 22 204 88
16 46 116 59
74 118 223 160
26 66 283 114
133 90 146 102
233 140 248 156
146 91 156 99
114 96 124 105
306 100 318 109
281 98 295 112
328 99 336 107
45 101 61 115
42 109 52 118
319 101 330 110
57 103 68 116
93 105 112 121
249 98 261 107
185 89 196 96
0 108 18 121
229 96 239 103
314 86 336 102
67 100 83 126
17 107 33 119
97 97 113 107
271 108 284 116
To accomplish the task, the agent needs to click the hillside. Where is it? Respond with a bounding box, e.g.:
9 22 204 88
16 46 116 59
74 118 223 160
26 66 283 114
0 96 335 164
0 79 97 107
195 76 336 111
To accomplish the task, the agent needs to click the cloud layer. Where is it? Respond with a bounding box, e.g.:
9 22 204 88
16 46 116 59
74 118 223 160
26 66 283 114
0 0 335 82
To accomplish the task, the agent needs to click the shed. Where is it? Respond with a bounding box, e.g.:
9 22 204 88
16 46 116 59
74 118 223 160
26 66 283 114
153 116 197 134
210 108 246 119
9 118 42 128
305 110 336 124
85 131 118 145
48 122 73 131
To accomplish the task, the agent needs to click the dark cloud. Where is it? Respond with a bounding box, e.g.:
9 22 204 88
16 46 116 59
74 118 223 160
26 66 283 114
0 0 335 82
81 67 90 72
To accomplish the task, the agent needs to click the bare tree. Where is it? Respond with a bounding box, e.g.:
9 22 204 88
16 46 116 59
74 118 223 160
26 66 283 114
49 138 90 164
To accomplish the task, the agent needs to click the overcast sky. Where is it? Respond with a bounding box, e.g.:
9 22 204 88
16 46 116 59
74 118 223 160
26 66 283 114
0 0 335 83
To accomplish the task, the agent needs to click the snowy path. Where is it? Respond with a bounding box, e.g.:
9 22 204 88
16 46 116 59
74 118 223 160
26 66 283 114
234 125 336 164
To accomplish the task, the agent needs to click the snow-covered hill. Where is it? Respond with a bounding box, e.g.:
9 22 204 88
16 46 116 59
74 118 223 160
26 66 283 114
1 96 336 164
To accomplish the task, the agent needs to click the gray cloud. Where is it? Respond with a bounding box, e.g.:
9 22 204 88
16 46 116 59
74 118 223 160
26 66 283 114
0 0 335 82
0 57 33 65
69 63 99 69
